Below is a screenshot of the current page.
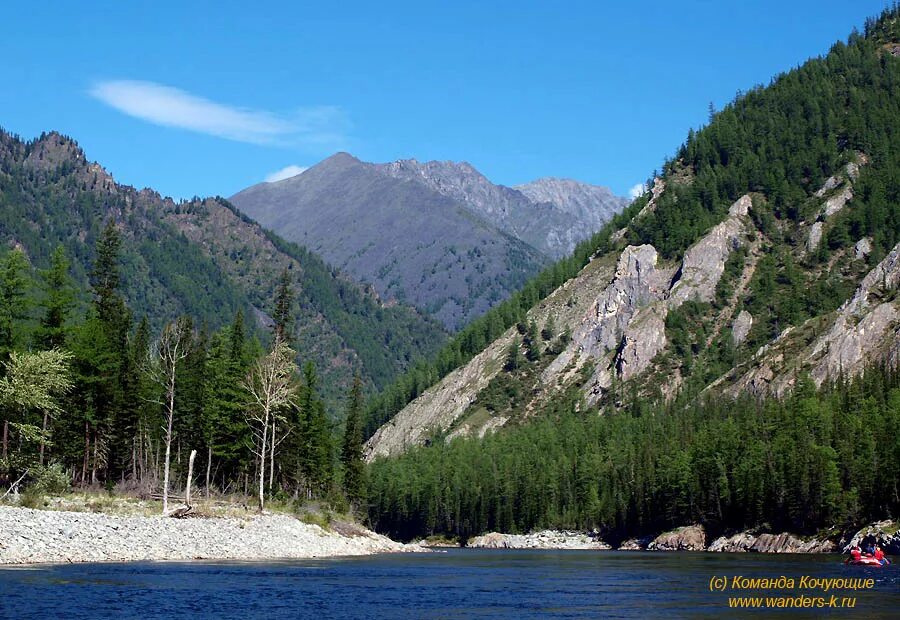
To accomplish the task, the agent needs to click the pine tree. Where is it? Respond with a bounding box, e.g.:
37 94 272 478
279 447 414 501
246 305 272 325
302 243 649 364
0 248 31 360
272 268 294 344
36 245 75 350
504 338 522 372
524 320 541 362
341 375 366 506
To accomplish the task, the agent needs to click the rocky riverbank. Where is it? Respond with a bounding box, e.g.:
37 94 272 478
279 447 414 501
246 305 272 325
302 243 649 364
467 530 610 549
0 505 423 565
462 521 899 553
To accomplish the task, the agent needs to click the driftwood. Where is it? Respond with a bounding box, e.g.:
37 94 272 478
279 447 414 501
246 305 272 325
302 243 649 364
1 470 29 501
169 504 194 519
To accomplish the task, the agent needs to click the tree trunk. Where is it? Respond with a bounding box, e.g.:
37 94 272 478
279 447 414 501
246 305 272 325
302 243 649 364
91 432 98 485
185 449 197 506
258 409 269 511
162 370 176 515
82 422 89 485
206 446 212 499
268 420 276 491
1 419 7 461
39 412 49 465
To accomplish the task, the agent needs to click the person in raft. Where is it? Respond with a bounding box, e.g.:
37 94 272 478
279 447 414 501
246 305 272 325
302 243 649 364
874 545 891 566
850 546 862 563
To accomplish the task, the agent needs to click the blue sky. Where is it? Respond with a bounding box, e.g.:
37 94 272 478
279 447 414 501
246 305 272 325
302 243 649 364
0 1 891 200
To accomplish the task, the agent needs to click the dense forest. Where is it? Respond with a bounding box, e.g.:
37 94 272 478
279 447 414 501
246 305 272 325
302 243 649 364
369 366 900 542
0 222 365 511
364 6 900 436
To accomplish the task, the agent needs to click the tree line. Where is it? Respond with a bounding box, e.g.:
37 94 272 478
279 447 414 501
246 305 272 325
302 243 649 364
368 366 900 542
0 221 366 513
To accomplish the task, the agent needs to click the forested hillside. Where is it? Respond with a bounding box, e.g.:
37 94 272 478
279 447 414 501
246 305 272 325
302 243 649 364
366 7 900 540
0 131 446 406
0 220 368 508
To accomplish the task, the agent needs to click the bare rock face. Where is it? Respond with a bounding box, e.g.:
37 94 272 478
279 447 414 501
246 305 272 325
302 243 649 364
615 306 668 381
822 186 854 218
709 532 757 552
669 195 751 306
750 533 834 553
809 242 900 386
843 521 900 555
731 310 753 345
855 237 873 260
807 221 824 253
648 525 706 551
364 329 516 462
582 245 668 355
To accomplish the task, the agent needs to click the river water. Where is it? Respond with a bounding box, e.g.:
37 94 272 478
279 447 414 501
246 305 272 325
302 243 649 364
1 550 897 618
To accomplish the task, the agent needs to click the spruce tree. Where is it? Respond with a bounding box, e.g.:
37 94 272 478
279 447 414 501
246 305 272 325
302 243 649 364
36 245 75 350
272 268 294 344
341 375 366 506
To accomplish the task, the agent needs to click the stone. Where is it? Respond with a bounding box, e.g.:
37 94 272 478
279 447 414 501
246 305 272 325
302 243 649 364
708 532 757 552
806 222 824 253
731 310 753 345
648 525 706 551
855 237 872 260
842 521 900 555
669 195 750 307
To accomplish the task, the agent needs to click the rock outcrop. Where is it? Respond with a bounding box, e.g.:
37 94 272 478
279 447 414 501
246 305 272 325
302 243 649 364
647 525 706 551
842 521 900 555
731 310 753 345
809 242 900 386
467 530 611 550
750 533 835 553
618 536 653 550
708 532 757 552
669 195 751 306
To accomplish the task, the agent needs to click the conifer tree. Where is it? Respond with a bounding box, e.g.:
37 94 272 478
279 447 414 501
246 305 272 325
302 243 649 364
36 245 75 350
341 375 366 506
272 269 294 344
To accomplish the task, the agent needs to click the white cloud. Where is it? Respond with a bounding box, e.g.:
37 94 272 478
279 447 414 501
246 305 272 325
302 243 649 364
628 183 646 199
89 80 347 148
265 165 308 183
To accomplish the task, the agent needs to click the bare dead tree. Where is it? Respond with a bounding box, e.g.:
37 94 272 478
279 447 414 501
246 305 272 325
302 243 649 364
242 338 298 511
147 317 193 515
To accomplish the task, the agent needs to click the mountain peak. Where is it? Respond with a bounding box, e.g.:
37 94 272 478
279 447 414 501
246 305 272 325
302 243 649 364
25 131 86 171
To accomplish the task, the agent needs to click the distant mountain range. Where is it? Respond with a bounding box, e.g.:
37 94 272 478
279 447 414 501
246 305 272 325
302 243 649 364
230 153 628 330
0 130 447 405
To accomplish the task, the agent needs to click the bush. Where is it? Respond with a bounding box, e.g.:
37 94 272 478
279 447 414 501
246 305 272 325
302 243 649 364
29 463 71 495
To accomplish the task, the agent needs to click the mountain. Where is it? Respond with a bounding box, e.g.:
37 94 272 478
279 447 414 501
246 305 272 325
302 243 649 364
230 154 626 330
0 130 447 405
376 159 628 258
363 9 900 542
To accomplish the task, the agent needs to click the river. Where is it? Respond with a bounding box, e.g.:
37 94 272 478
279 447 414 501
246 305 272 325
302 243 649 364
1 550 897 618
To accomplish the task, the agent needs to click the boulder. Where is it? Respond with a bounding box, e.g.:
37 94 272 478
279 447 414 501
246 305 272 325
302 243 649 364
648 525 706 551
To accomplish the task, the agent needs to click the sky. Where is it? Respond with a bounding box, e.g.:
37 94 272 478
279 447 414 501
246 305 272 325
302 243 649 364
0 1 892 200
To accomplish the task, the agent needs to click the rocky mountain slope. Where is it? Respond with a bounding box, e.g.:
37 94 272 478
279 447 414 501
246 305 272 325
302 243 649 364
0 130 446 404
230 154 626 330
365 13 900 459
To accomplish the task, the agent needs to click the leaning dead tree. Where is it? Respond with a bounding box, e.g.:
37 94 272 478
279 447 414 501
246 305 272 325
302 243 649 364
147 317 193 515
242 338 298 511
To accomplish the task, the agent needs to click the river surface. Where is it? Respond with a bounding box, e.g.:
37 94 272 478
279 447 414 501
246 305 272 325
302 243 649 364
1 550 897 618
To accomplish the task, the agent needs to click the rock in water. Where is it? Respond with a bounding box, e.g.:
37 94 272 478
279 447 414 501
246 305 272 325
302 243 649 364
648 525 706 551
